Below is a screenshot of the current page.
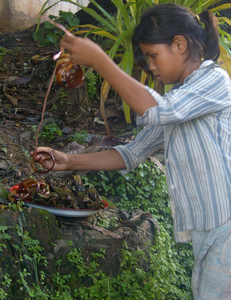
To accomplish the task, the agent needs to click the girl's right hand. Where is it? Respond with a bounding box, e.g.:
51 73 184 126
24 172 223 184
30 147 68 171
60 35 105 69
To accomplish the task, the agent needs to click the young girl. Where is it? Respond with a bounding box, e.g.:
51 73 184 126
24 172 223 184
31 4 231 299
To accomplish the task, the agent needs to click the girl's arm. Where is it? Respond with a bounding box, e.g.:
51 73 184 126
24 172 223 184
60 35 158 116
31 147 126 172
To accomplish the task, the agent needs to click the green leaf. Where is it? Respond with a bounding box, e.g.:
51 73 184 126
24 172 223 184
43 20 56 28
201 0 222 11
41 32 60 46
218 41 231 78
119 48 134 76
88 0 118 28
33 28 44 41
108 28 133 59
72 25 118 41
220 37 231 58
192 0 203 14
209 3 231 13
181 0 197 8
118 2 136 31
38 0 118 33
0 186 9 199
217 16 231 26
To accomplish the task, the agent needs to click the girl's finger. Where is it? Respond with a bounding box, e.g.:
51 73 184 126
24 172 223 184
61 34 76 45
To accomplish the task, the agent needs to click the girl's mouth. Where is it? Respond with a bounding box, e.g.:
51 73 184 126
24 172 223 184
156 75 161 81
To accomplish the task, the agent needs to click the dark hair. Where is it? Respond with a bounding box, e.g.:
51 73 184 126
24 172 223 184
132 4 220 79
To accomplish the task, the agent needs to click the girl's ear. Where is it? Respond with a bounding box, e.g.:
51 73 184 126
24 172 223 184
172 35 187 55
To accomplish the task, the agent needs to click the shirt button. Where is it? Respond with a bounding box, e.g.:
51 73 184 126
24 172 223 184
166 159 169 163
171 185 175 189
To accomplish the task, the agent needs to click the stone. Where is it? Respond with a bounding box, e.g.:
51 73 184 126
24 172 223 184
0 206 158 297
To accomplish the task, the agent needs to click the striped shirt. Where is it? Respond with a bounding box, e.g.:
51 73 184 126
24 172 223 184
114 60 231 243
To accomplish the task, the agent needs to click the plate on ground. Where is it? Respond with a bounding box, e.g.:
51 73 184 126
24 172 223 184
24 199 109 217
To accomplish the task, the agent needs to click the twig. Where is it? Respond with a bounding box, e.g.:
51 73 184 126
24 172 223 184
40 15 73 37
34 66 57 153
33 17 73 154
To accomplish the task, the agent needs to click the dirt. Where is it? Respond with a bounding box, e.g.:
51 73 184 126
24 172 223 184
0 29 132 190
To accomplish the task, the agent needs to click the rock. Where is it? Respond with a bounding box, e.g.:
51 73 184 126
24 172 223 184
0 206 158 296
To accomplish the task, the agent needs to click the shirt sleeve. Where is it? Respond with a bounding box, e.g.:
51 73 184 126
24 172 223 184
113 125 164 174
137 63 231 127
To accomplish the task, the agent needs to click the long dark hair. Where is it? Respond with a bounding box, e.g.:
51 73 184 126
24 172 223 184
132 4 220 79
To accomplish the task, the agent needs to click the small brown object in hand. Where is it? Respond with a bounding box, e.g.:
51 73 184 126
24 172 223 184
30 151 55 173
55 53 84 88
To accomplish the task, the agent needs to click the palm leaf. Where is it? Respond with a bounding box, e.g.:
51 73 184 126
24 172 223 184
119 48 134 76
218 43 231 78
217 17 231 26
220 38 231 58
219 27 231 51
88 0 118 28
201 0 224 10
108 28 134 60
100 80 112 136
70 25 118 41
72 4 118 33
209 3 231 13
181 0 197 8
118 2 136 31
119 49 134 123
126 0 136 19
140 70 148 84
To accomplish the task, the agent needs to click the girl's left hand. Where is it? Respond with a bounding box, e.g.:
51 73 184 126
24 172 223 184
30 147 69 171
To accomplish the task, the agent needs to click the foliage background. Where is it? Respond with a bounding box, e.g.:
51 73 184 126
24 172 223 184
7 0 228 298
37 0 231 125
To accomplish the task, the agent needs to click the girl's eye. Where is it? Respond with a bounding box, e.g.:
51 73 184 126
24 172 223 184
150 54 156 58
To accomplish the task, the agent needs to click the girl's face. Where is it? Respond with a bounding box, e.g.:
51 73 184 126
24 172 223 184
139 40 199 85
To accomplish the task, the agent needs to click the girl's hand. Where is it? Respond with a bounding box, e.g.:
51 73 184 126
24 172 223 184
30 147 68 171
60 35 105 69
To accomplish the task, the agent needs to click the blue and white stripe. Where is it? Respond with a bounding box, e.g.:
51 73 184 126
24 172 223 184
115 60 231 243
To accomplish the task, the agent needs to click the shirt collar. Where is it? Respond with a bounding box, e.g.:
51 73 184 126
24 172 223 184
172 60 217 89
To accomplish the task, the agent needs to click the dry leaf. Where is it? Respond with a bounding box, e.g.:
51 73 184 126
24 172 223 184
81 221 123 239
121 211 160 231
149 155 166 175
5 93 18 106
105 108 122 119
8 114 26 121
7 76 31 85
0 74 7 82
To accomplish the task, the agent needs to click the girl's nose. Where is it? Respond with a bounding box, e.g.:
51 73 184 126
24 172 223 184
149 61 156 71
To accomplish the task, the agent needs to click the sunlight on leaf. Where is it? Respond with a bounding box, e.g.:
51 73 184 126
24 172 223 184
218 44 231 78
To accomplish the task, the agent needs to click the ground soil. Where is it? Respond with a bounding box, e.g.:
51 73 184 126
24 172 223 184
0 29 132 190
